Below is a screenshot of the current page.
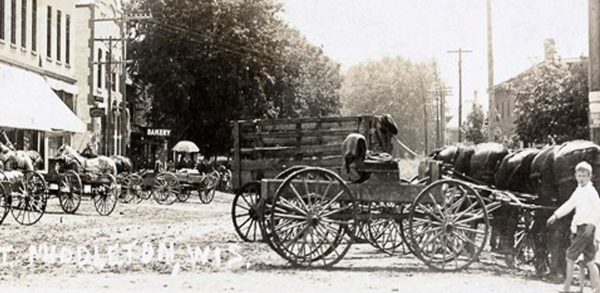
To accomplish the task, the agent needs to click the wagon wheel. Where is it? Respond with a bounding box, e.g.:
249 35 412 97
198 172 219 204
505 209 537 270
58 170 82 214
268 167 357 268
408 179 489 271
11 171 48 226
177 190 191 202
123 173 144 204
0 183 9 225
93 174 118 216
260 166 324 252
368 202 409 255
117 173 135 204
354 201 373 244
232 181 262 242
153 172 180 205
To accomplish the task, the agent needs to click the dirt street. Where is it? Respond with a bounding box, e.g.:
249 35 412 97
0 192 566 292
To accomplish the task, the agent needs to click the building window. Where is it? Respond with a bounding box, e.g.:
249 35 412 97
0 0 4 41
31 0 35 51
97 49 103 89
56 10 60 61
20 0 24 47
105 62 110 90
111 72 116 91
10 0 15 44
65 14 69 64
46 5 50 58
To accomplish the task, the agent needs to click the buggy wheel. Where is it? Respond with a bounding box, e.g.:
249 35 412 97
367 202 408 255
93 174 118 216
11 171 48 226
0 183 9 225
232 181 262 242
268 167 357 268
153 172 180 205
177 190 191 202
408 179 489 271
123 173 144 204
199 172 219 204
58 170 82 214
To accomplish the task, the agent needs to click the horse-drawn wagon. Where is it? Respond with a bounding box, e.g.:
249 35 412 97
44 145 119 216
231 115 590 274
0 140 48 226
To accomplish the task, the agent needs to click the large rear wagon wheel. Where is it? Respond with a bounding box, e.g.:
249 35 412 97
232 182 262 242
268 167 357 268
408 179 489 271
58 170 82 214
93 174 118 216
11 171 48 226
153 172 180 205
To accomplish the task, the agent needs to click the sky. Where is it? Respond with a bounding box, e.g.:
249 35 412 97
279 0 589 126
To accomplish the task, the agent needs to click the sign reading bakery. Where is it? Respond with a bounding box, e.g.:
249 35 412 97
146 128 171 137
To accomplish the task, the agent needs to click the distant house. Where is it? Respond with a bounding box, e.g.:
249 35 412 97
491 39 585 139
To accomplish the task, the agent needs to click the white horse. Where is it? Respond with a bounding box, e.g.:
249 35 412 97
55 145 117 175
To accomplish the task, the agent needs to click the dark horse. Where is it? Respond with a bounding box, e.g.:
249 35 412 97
431 140 600 278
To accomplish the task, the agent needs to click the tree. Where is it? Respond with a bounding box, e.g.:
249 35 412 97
341 57 446 154
128 0 342 155
461 104 487 144
508 59 589 145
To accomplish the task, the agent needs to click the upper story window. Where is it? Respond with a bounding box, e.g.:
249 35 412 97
65 14 70 64
10 0 15 44
56 9 61 61
19 0 25 47
31 0 36 51
0 0 5 41
46 5 50 58
97 49 103 89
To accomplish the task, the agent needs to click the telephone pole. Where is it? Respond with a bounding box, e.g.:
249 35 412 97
447 48 472 143
91 2 151 156
486 0 496 142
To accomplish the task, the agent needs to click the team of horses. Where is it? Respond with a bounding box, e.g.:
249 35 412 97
430 139 600 276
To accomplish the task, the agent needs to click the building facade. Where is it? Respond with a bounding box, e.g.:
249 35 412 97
0 0 81 166
492 39 583 140
74 0 128 156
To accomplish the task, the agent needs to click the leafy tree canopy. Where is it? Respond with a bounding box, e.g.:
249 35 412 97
505 59 589 145
128 0 342 155
341 57 447 154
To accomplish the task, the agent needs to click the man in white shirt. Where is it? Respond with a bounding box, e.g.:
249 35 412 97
548 161 600 293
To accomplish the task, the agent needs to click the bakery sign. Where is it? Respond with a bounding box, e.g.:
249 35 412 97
146 128 171 137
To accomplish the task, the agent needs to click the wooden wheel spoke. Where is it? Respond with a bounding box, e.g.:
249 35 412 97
415 203 443 222
278 197 309 216
319 204 352 218
289 183 310 211
454 224 485 235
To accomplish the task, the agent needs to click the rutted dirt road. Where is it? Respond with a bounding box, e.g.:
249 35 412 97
0 192 564 292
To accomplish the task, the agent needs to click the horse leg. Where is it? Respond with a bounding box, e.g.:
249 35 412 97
532 209 551 276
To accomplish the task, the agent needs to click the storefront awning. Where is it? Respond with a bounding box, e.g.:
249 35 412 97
0 64 86 133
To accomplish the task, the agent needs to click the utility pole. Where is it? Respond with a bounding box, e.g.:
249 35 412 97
486 0 496 142
589 0 600 144
429 85 452 148
91 2 151 156
447 48 472 143
421 78 429 154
